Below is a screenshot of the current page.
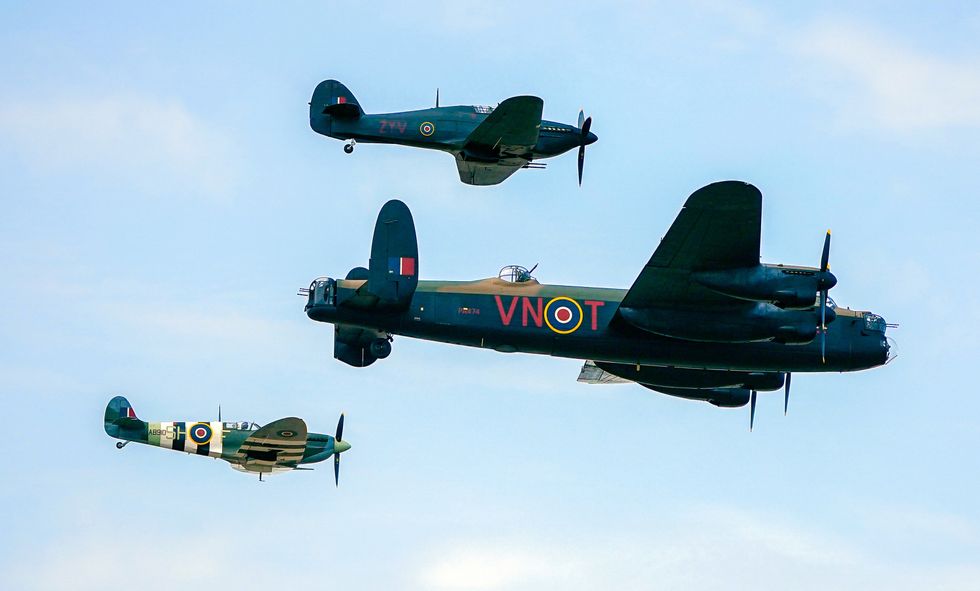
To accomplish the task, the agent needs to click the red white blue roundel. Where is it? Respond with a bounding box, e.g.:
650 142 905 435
189 422 213 445
419 121 435 136
544 297 584 335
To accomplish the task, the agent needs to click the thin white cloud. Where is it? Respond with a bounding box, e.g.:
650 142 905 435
795 21 980 131
0 94 239 197
415 505 980 591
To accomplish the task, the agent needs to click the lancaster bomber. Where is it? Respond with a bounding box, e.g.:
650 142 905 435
309 79 598 185
105 396 351 483
300 181 895 427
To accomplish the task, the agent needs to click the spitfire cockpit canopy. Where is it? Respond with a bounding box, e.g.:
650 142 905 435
223 421 259 431
473 105 494 114
498 265 536 283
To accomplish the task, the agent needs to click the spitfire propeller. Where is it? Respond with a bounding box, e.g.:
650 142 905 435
577 110 593 186
333 413 347 486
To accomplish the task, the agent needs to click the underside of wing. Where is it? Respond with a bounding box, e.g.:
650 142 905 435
576 360 632 384
454 157 525 186
462 95 543 160
234 417 308 473
576 360 784 408
620 181 762 309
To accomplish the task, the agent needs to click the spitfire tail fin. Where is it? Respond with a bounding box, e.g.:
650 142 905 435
310 79 364 128
104 395 145 439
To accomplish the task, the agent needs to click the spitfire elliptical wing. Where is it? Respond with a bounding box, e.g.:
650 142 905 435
234 417 309 473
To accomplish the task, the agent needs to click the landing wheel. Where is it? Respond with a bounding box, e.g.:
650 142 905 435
344 143 354 154
370 338 392 359
115 441 127 449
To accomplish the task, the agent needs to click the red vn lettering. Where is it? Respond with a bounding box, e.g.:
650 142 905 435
522 297 543 327
494 295 519 326
584 300 605 331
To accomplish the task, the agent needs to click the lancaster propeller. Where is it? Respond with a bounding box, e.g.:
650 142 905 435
577 110 593 186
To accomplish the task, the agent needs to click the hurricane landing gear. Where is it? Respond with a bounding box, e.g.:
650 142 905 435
115 441 129 449
343 140 355 154
370 336 392 359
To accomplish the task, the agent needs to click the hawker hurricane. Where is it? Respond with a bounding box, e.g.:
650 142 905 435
309 79 597 185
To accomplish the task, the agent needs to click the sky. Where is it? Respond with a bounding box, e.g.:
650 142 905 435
1 1 979 589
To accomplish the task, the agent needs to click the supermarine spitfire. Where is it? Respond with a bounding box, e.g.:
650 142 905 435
104 396 351 483
309 79 598 185
301 181 895 428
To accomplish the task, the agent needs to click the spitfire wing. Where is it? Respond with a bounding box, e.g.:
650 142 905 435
234 417 308 470
455 158 525 186
462 95 543 159
619 181 762 309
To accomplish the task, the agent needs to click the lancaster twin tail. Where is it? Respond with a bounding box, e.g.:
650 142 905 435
301 181 895 428
104 396 351 483
309 79 598 186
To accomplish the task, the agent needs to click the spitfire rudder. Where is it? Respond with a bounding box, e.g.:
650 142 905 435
104 395 146 440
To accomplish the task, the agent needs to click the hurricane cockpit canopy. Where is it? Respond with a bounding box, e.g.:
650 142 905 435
498 265 536 283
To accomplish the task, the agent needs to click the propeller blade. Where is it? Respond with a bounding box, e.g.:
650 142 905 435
334 454 340 487
749 390 757 431
820 230 831 272
577 116 592 186
784 373 791 415
578 109 585 129
336 412 345 442
820 290 827 363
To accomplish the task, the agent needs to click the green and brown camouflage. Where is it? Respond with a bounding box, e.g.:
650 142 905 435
310 79 598 185
302 181 895 425
104 396 351 482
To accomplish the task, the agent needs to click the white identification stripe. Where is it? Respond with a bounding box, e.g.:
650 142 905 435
182 422 197 455
208 421 223 457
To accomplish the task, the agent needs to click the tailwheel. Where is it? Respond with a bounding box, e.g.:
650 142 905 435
115 441 128 449
344 142 355 154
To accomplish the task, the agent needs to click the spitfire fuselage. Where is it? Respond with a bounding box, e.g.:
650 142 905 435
109 419 339 471
304 276 891 373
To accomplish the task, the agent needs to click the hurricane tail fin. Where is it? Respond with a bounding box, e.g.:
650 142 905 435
311 79 364 122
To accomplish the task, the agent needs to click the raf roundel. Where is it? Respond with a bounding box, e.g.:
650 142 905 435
544 297 584 335
419 121 435 137
189 422 213 445
277 430 297 438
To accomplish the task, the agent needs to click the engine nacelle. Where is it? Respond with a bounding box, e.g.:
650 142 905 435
693 264 835 309
643 385 752 408
618 303 824 344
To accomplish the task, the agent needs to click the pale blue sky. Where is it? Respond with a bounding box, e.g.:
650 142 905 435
2 2 979 589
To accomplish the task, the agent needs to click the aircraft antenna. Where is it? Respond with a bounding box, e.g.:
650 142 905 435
436 88 440 108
